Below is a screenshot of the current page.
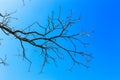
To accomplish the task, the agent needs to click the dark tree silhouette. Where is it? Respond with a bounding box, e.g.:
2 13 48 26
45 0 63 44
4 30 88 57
0 8 93 73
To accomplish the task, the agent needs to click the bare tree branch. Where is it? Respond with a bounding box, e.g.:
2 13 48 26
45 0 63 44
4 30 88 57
0 9 93 72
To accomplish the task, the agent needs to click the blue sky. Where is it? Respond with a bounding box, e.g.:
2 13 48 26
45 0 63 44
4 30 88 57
0 0 120 80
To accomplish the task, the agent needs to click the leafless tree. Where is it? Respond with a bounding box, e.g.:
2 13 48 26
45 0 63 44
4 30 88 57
0 8 93 73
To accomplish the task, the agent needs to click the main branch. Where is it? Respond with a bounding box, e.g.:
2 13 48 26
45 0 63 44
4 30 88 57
0 10 93 72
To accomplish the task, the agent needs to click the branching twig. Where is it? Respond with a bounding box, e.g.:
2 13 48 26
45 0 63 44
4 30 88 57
0 55 8 66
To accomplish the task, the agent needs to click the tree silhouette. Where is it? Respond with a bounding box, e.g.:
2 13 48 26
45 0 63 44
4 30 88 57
0 5 93 73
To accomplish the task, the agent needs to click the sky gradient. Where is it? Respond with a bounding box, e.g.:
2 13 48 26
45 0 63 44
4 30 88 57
0 0 120 80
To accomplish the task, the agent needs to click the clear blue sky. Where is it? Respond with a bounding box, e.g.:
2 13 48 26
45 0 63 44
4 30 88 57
0 0 120 80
